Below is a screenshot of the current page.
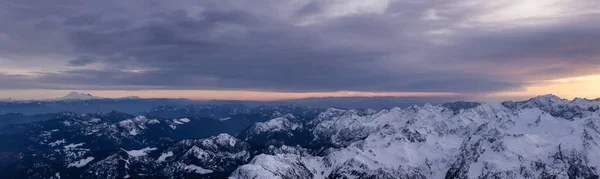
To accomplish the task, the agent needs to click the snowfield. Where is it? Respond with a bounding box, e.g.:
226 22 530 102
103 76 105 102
68 157 95 168
126 147 157 157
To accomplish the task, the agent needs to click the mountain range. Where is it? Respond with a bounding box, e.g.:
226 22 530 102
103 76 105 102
0 94 599 178
0 92 466 115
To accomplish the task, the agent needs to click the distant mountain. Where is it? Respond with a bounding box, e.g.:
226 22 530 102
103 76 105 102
54 92 103 101
145 104 323 135
280 96 468 109
0 98 194 115
0 92 468 115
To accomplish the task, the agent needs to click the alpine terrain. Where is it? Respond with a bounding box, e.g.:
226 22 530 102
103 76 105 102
1 94 599 179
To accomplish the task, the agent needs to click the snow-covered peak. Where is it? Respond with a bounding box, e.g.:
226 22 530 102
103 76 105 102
528 94 567 104
55 91 102 100
502 94 600 119
252 117 300 133
210 133 240 147
238 117 304 143
230 154 312 179
117 116 160 136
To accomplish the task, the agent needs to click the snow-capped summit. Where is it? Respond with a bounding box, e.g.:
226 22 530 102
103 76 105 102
502 94 600 119
55 91 103 100
528 94 567 104
252 117 300 133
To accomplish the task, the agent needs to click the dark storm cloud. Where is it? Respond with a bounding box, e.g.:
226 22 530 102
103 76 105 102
0 0 599 93
428 17 600 80
68 56 96 66
295 1 324 17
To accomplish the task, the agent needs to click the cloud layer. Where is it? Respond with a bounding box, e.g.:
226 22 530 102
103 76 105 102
1 0 599 94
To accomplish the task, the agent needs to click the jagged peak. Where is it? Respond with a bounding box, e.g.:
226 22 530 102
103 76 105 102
528 94 566 102
518 94 600 108
572 97 592 103
404 103 443 112
209 133 241 148
251 117 300 133
212 133 237 140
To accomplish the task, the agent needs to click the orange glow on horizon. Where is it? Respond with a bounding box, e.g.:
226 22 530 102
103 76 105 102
3 74 599 101
482 74 600 101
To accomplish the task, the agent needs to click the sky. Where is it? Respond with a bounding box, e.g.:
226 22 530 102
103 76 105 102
0 0 599 101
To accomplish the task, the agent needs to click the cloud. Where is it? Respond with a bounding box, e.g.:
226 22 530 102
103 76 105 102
0 0 598 95
68 56 96 66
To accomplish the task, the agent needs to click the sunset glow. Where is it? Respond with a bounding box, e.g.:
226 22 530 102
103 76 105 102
1 0 599 101
482 74 600 100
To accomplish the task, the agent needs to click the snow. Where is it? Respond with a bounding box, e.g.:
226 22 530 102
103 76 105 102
252 117 300 133
184 164 214 174
129 129 139 136
89 118 101 123
126 147 157 157
54 173 61 179
64 143 84 150
233 97 600 179
148 119 160 124
230 154 312 179
49 139 66 147
178 118 191 123
67 157 94 168
220 117 231 121
186 146 210 160
213 133 238 147
169 118 191 129
158 151 174 162
117 116 159 136
8 94 599 179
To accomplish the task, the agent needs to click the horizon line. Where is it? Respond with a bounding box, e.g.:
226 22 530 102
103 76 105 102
1 90 598 102
0 90 469 101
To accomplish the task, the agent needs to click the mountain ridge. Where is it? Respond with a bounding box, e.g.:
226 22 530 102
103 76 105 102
1 94 600 178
